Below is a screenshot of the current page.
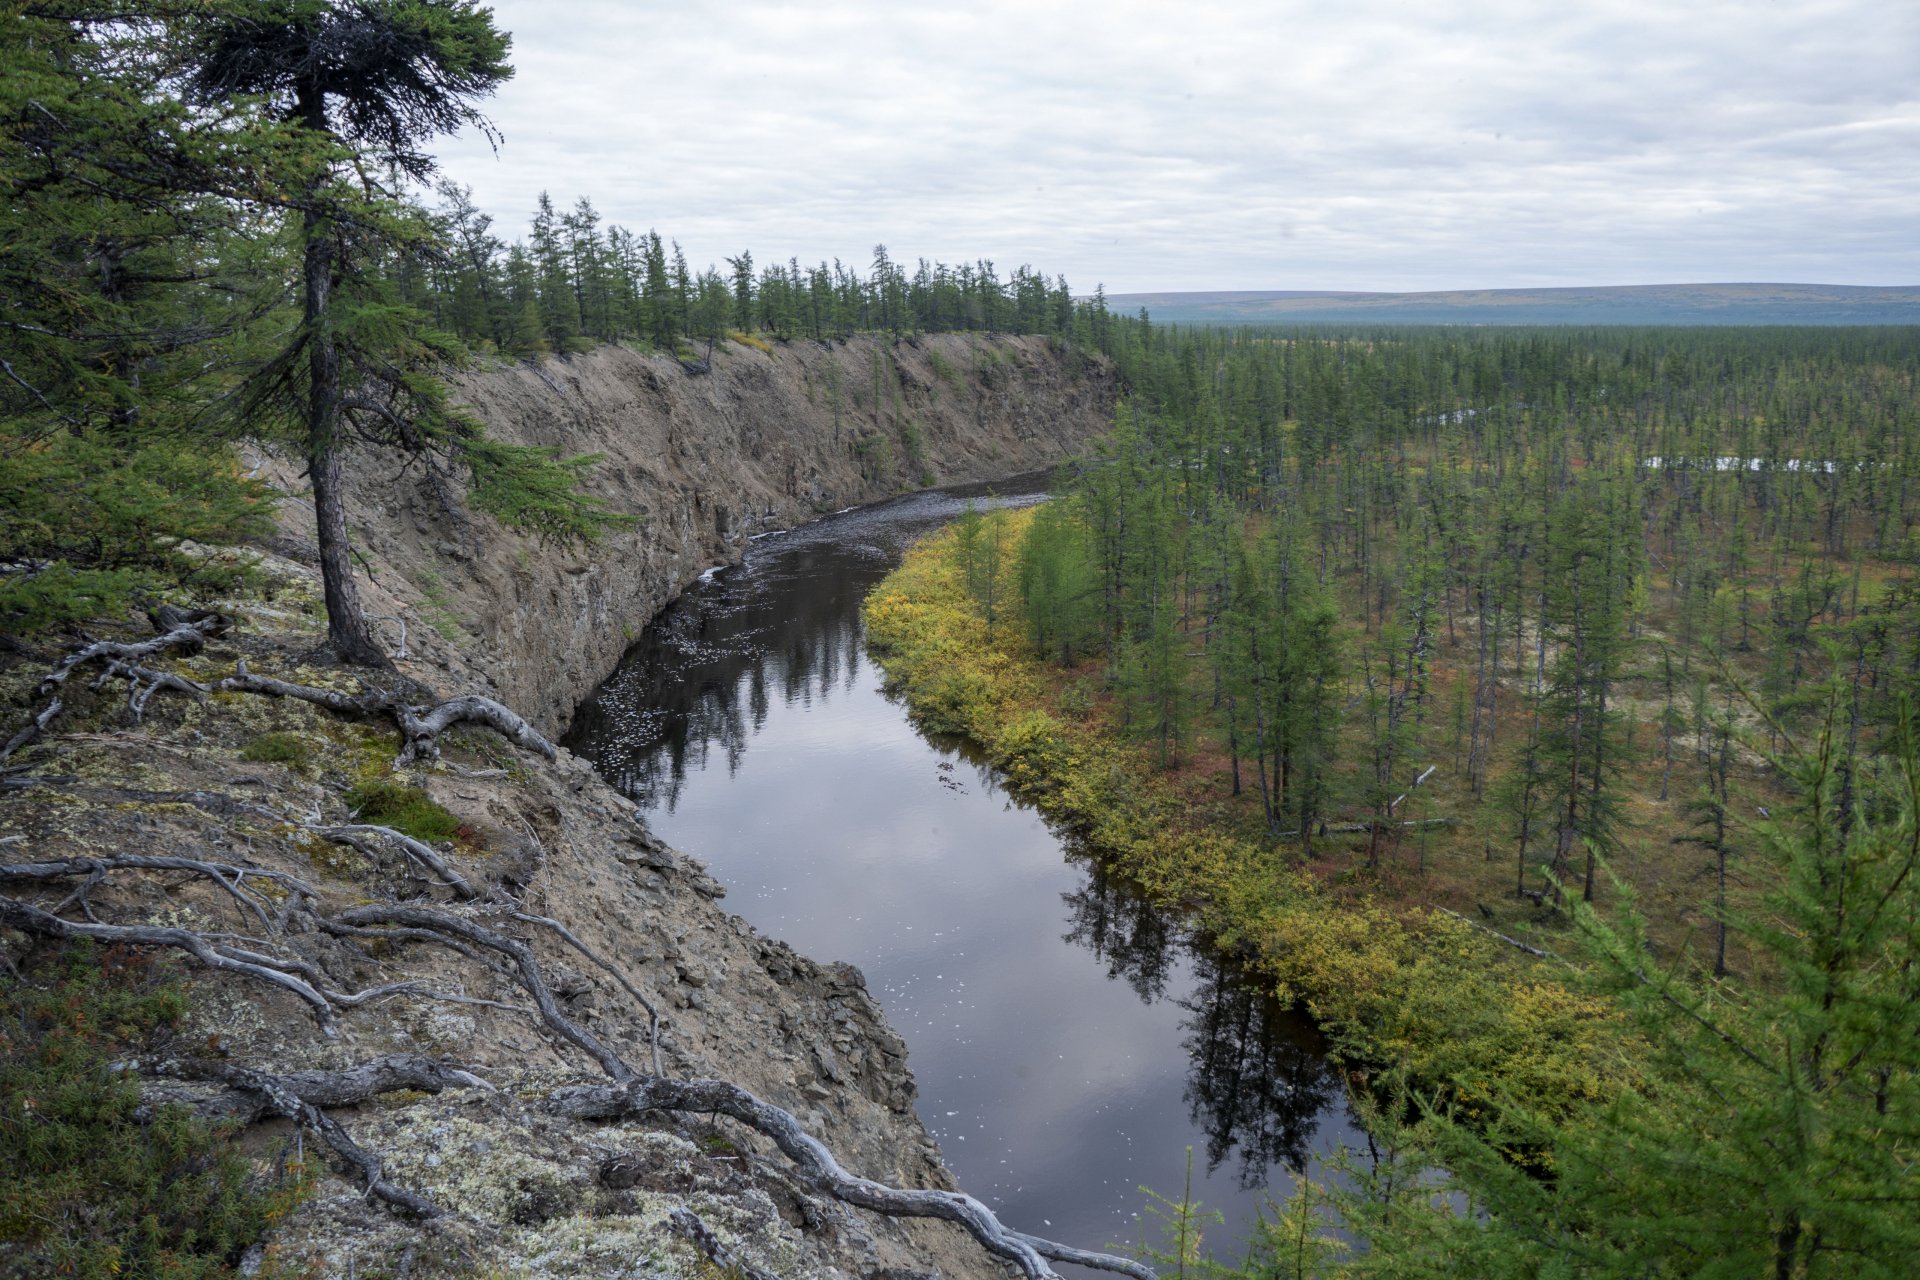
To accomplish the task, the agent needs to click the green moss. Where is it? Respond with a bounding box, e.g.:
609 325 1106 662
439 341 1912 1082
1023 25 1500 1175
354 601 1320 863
344 777 461 844
239 731 311 768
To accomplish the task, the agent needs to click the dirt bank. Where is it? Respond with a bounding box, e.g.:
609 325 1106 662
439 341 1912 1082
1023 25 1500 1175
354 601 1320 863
0 334 1120 1279
318 333 1118 736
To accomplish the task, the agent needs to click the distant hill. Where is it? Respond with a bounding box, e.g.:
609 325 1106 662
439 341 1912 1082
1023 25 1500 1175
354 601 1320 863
1102 283 1920 327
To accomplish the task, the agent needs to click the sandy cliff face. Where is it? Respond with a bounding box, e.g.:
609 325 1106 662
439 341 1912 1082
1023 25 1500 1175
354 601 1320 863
325 333 1117 736
0 334 1116 1276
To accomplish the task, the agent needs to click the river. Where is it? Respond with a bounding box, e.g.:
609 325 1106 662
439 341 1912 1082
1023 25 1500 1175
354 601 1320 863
565 474 1365 1264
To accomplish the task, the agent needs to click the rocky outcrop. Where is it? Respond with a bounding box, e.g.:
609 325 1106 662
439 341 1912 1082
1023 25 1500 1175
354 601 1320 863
320 333 1117 736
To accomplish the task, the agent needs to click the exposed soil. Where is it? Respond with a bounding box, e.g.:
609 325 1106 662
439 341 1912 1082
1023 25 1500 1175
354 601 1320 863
0 335 1120 1279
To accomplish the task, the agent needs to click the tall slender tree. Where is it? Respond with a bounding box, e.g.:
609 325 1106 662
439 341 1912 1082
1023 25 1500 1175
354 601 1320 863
176 0 514 665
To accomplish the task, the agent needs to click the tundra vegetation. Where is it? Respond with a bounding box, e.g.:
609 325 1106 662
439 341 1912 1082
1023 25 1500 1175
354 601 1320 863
865 320 1920 1277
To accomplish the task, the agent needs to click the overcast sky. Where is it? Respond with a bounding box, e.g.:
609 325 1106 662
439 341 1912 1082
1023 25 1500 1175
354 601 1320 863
432 1 1920 294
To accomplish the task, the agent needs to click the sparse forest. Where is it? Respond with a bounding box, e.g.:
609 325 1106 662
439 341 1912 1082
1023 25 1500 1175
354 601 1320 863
867 318 1920 1276
5 2 1917 1277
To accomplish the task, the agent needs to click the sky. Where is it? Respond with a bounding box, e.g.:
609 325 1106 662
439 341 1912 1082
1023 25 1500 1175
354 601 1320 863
432 1 1920 294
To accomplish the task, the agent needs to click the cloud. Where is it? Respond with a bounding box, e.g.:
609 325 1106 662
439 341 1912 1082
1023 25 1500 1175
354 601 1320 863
432 1 1919 290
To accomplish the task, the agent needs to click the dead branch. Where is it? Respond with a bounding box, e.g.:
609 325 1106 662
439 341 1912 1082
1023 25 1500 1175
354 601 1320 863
512 910 664 1075
141 1058 450 1217
313 824 476 899
551 1077 1154 1280
335 904 636 1083
1319 817 1454 835
1433 906 1570 964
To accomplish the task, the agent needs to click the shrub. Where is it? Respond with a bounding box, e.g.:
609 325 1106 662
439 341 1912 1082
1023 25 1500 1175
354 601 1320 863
0 942 307 1277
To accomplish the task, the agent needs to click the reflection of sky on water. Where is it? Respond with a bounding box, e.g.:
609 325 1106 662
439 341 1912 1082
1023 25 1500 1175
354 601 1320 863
566 479 1366 1260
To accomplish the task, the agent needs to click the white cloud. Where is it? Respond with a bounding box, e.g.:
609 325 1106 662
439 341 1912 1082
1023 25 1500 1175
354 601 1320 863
432 1 1920 291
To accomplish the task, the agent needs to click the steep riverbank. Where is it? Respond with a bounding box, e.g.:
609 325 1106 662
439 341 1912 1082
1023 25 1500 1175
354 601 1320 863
307 333 1118 737
0 337 1121 1277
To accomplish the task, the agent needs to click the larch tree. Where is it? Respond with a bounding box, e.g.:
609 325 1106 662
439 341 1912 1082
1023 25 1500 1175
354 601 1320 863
175 0 549 667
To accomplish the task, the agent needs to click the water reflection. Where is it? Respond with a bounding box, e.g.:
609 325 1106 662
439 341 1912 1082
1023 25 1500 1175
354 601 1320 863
1062 858 1343 1187
566 475 1361 1253
568 480 1049 810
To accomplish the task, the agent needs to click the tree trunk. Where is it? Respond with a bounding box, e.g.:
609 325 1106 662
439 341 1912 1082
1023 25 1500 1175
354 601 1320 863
300 92 387 669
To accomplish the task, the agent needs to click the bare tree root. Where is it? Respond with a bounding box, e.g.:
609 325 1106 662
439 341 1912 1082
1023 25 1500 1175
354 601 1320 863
312 825 477 899
392 696 555 764
0 854 312 934
3 868 1158 1278
219 661 556 765
141 1058 454 1218
551 1077 1156 1280
1 617 223 764
0 894 341 1032
512 909 664 1075
669 1207 788 1280
145 1053 492 1124
336 904 638 1083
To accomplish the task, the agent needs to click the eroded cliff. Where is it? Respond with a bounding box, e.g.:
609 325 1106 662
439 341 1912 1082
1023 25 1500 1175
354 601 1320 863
322 333 1117 735
0 334 1119 1279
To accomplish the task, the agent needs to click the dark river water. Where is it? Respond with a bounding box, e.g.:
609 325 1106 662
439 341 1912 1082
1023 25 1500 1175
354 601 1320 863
566 474 1364 1263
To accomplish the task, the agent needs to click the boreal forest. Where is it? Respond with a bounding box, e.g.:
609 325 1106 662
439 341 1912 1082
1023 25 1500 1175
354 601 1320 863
2 3 1916 1280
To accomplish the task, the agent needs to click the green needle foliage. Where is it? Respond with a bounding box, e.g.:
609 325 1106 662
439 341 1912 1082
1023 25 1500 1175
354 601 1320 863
0 942 309 1278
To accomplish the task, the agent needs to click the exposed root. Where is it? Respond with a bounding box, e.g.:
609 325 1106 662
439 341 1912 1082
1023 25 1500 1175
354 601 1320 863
220 661 556 765
311 825 477 899
140 1058 453 1218
512 909 664 1076
335 904 638 1083
551 1077 1156 1280
669 1207 788 1280
0 895 341 1034
0 854 312 934
392 695 555 765
4 869 1159 1278
2 617 222 764
38 620 218 698
142 1053 491 1124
